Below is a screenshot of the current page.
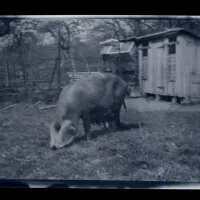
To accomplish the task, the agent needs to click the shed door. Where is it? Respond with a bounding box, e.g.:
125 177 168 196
155 45 165 94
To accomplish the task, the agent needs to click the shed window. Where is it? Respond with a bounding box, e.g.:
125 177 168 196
141 48 148 80
167 44 176 82
168 44 176 55
142 48 148 57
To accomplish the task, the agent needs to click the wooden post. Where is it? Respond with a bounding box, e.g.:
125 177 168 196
84 59 90 74
5 60 10 87
22 59 27 95
117 40 121 76
57 26 61 89
49 58 58 89
100 56 105 73
156 94 161 101
112 62 117 74
13 61 16 89
20 38 28 96
138 45 143 94
172 96 178 104
7 60 10 87
23 69 28 95
71 58 75 81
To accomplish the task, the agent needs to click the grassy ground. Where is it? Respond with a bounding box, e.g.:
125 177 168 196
0 98 200 182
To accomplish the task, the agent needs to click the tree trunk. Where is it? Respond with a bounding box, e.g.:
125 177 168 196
5 60 10 87
84 59 90 74
19 37 28 96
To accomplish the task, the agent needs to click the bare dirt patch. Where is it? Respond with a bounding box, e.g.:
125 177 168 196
126 97 200 112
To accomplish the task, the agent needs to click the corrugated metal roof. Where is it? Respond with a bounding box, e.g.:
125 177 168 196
100 41 134 55
109 43 132 53
120 28 200 43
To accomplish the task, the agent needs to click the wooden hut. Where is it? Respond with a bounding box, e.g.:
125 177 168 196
100 38 139 94
121 28 200 103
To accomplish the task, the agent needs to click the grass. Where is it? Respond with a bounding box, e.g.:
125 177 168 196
0 101 200 182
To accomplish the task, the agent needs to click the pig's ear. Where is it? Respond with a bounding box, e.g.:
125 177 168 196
70 125 75 131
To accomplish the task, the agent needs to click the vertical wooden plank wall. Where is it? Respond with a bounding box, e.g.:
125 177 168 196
149 42 154 94
153 42 160 94
143 49 149 93
138 45 143 93
150 40 165 95
189 37 200 97
175 36 182 97
190 37 199 97
162 38 168 96
181 35 194 97
138 33 200 98
195 38 200 75
151 42 157 94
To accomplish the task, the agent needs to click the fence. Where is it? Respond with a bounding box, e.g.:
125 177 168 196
0 57 103 91
0 57 104 102
0 56 139 102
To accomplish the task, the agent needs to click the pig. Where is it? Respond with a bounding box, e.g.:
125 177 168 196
50 72 129 150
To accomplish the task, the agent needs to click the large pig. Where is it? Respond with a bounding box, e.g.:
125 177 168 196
88 85 131 129
50 72 129 150
87 105 115 130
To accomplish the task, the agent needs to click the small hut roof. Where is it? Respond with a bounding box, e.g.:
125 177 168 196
99 39 118 45
100 40 134 55
120 28 200 43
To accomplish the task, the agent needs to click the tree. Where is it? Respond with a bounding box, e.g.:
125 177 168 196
39 19 89 78
0 18 17 37
2 18 45 94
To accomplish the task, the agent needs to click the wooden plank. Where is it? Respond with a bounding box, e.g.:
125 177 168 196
149 42 154 94
138 45 143 93
183 35 195 97
180 35 188 97
175 36 181 96
188 39 200 97
190 73 200 84
188 37 196 97
196 39 200 74
190 84 200 98
151 43 156 94
150 40 165 95
163 39 168 95
179 36 185 97
39 105 57 110
1 103 17 111
167 82 173 95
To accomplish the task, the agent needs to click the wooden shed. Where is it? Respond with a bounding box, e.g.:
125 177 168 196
121 28 200 102
100 38 139 93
